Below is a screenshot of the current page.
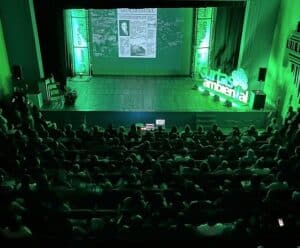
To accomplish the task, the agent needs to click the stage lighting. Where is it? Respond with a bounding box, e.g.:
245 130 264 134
224 100 232 107
213 95 220 102
232 102 239 108
202 89 210 96
219 97 226 103
198 86 205 92
192 84 198 90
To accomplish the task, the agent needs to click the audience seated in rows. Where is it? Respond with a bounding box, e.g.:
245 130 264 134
0 92 300 243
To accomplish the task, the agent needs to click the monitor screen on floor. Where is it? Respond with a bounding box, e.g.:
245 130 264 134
155 119 165 127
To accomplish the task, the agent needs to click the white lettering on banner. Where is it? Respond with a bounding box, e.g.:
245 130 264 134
201 67 249 104
203 80 249 103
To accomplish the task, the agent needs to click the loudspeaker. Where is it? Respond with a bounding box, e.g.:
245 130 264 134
258 67 267 82
252 91 266 110
12 65 23 80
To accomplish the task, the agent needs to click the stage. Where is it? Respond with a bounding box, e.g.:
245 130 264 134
41 76 271 129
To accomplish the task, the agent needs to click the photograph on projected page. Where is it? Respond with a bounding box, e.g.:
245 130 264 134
117 8 157 58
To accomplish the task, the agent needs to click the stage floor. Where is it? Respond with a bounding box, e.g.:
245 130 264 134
41 76 254 112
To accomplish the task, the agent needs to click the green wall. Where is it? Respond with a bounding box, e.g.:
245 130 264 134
264 0 300 117
0 18 11 98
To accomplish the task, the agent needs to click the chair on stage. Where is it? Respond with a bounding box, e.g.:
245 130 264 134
39 75 64 106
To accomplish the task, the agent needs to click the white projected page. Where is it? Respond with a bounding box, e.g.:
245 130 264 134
117 8 157 58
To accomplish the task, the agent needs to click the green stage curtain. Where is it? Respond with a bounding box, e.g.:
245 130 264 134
211 6 245 74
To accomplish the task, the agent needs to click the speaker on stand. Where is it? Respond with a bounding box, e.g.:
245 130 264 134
251 68 267 110
252 91 266 110
12 65 23 80
12 65 29 93
258 67 267 92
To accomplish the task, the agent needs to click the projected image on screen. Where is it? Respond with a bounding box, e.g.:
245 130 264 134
117 9 157 58
89 8 193 75
119 20 130 36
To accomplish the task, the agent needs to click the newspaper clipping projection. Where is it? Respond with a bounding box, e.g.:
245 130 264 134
117 8 157 58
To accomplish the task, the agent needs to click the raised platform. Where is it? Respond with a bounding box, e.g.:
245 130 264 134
41 76 271 129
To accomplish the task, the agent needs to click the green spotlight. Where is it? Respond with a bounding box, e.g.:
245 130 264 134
224 100 232 107
198 86 205 92
219 97 226 103
213 94 220 102
232 102 240 108
202 89 210 96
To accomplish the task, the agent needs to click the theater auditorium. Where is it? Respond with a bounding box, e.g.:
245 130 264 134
0 0 300 246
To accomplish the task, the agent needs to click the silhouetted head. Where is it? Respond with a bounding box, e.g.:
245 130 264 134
295 146 300 156
130 124 136 131
7 214 22 231
171 126 177 133
184 125 191 133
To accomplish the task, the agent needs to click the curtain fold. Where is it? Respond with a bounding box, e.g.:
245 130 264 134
211 6 245 74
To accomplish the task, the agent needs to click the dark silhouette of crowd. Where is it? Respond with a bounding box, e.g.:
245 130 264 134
0 91 300 246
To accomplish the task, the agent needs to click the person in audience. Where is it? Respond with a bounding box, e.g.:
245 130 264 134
119 191 148 212
193 125 206 141
242 174 266 192
16 174 36 193
288 121 300 151
199 160 211 174
284 106 296 125
241 126 257 146
104 123 117 139
169 126 179 139
226 126 241 145
170 192 187 212
96 173 113 190
168 212 194 240
181 124 193 141
127 124 139 141
64 123 74 138
117 126 126 144
0 168 14 191
0 108 8 133
265 172 288 192
214 160 231 173
149 192 169 211
195 214 235 238
154 125 166 141
259 136 280 152
2 95 300 242
0 214 32 239
47 122 62 139
290 146 300 165
269 118 279 131
259 125 274 141
291 146 300 175
89 125 103 140
239 148 257 168
274 146 289 162
207 124 224 142
76 123 90 140
174 147 190 163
